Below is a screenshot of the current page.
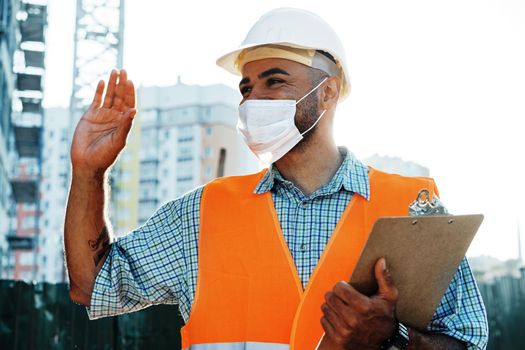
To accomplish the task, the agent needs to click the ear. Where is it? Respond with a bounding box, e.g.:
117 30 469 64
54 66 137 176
319 76 341 111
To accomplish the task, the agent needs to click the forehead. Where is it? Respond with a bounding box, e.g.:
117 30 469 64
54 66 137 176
241 58 311 79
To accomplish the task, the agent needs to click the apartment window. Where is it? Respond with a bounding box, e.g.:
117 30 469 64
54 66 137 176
141 162 157 179
206 127 213 136
178 135 193 143
205 146 213 158
177 176 193 182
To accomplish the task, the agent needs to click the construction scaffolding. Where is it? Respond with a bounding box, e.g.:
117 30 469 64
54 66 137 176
8 1 48 280
69 0 125 135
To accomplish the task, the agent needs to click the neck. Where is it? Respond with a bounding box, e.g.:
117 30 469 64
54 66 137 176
274 134 342 196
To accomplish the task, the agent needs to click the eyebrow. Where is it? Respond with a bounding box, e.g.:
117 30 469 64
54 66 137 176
239 67 291 87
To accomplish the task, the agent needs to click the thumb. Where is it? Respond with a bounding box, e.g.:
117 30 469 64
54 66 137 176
374 258 398 302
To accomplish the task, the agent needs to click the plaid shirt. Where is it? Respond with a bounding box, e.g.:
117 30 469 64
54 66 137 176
88 148 488 349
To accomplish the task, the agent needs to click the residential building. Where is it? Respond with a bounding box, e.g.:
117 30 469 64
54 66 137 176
2 0 47 281
111 80 259 236
0 0 20 277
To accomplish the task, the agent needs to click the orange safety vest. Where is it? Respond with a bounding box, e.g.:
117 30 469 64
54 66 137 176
181 167 438 350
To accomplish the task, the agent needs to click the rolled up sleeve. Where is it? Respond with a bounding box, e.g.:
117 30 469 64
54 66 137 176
87 199 186 320
427 257 489 350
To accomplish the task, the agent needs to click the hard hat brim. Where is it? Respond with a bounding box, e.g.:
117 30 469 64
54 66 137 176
216 41 350 99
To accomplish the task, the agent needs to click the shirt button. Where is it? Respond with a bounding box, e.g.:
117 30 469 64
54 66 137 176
300 243 307 252
300 201 308 208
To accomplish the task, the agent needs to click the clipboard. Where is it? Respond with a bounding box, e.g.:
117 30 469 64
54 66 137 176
348 214 484 330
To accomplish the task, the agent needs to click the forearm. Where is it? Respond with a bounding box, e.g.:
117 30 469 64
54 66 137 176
408 328 466 350
64 168 113 305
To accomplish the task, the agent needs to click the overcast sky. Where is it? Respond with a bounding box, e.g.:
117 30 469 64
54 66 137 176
43 0 525 260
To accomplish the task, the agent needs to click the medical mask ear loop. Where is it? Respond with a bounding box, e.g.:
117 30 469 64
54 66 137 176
295 77 329 136
295 77 329 105
300 109 327 136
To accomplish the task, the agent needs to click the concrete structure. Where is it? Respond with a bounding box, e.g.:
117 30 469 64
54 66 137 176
111 81 259 236
0 0 20 277
0 0 48 281
364 154 430 177
35 107 69 282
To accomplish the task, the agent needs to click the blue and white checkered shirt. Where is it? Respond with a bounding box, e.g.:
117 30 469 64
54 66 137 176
88 148 488 349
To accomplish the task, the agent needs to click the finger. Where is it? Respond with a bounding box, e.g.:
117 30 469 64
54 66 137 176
325 291 358 327
103 70 118 108
374 258 399 302
321 303 351 343
90 80 105 109
119 69 128 84
320 316 338 344
114 108 136 143
332 281 369 308
124 80 136 108
113 69 127 112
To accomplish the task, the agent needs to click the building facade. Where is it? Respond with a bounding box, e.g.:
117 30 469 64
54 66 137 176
0 0 20 277
35 107 69 282
0 0 48 281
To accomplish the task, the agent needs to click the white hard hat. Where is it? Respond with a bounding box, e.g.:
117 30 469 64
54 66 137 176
216 7 351 100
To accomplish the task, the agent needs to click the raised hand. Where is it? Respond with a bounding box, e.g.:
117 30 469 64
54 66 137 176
70 69 136 176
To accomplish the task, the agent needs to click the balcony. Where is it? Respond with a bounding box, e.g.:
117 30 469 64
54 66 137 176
20 97 42 114
14 125 40 158
11 110 42 158
16 73 42 92
23 50 45 69
19 3 47 44
6 235 35 250
10 179 38 203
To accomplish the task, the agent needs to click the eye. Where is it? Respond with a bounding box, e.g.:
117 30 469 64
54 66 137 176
267 78 284 86
240 86 252 96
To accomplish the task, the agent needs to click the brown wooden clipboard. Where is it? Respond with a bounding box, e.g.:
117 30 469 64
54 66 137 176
348 214 484 330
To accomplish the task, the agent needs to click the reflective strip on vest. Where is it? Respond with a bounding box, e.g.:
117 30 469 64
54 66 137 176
183 342 289 350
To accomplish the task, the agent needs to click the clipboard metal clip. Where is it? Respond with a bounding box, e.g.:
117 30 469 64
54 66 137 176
409 189 449 217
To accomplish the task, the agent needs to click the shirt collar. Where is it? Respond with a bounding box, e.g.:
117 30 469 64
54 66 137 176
254 147 370 200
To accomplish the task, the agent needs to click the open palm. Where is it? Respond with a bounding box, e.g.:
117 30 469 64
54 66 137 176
71 69 137 175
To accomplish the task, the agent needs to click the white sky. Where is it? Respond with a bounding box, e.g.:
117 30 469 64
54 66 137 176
43 0 525 260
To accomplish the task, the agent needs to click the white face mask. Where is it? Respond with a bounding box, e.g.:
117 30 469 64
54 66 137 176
237 77 328 166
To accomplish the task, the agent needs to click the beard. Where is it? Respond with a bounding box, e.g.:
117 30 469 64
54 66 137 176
292 90 321 151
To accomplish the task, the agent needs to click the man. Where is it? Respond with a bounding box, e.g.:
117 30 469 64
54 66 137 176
65 7 488 350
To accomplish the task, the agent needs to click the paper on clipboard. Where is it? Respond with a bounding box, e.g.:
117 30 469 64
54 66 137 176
348 214 484 330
